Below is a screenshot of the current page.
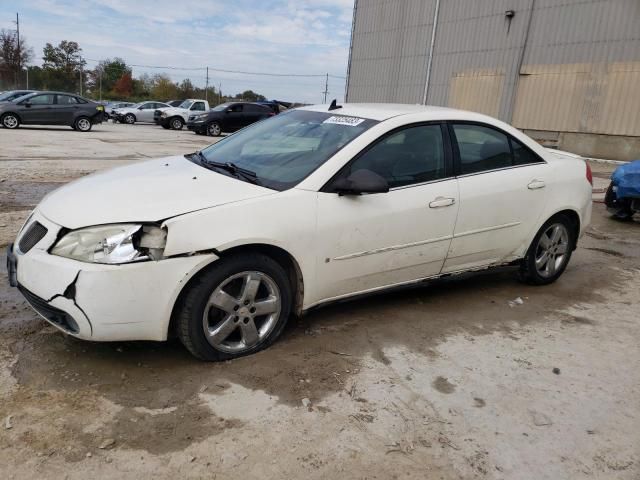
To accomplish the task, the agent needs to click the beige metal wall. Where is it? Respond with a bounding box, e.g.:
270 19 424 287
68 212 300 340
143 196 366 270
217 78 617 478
347 0 640 145
512 62 640 137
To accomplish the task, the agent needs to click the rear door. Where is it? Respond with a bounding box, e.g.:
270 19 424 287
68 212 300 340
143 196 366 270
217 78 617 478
315 123 459 301
18 94 56 124
442 122 549 272
225 103 245 130
54 94 80 124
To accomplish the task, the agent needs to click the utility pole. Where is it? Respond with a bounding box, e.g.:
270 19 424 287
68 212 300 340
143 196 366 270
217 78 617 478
15 13 20 88
322 73 329 103
99 69 102 101
79 68 83 96
219 82 222 104
205 66 209 102
26 67 28 89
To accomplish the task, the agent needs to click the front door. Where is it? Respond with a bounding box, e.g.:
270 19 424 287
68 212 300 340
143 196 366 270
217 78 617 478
442 122 549 272
314 123 459 303
18 94 56 124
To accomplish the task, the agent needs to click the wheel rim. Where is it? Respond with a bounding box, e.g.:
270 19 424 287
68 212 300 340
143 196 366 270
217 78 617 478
203 271 281 353
77 118 90 131
4 115 17 128
172 119 182 129
126 115 134 124
208 123 221 136
535 223 569 278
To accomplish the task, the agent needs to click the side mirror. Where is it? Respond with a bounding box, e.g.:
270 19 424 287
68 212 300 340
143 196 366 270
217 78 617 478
332 169 389 196
22 101 32 107
138 106 144 110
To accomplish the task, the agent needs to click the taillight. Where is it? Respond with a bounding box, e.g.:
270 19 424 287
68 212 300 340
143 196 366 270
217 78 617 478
585 161 593 186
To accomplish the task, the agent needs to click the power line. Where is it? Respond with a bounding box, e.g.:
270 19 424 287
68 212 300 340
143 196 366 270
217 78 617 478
84 58 345 79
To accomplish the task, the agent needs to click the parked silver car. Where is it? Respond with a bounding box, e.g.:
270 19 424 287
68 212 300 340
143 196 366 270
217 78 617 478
113 101 170 124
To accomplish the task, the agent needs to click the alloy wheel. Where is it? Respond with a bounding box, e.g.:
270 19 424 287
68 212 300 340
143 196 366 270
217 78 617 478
76 118 91 131
202 271 281 353
534 223 569 278
3 114 18 129
208 123 221 136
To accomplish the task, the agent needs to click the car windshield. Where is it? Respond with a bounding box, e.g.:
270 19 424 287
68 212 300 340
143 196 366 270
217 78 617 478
0 91 19 101
197 110 379 191
179 100 193 109
211 103 232 112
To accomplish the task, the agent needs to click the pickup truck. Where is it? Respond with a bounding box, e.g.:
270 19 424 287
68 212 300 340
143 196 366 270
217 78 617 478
156 99 209 130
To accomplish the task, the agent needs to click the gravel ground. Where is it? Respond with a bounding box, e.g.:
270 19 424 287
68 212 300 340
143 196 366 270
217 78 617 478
0 123 638 479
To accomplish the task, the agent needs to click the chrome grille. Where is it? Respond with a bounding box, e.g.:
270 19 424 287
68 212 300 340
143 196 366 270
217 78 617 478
18 221 48 253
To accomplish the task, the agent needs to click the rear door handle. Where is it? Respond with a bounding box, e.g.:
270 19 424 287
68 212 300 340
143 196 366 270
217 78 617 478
429 197 456 208
528 179 546 190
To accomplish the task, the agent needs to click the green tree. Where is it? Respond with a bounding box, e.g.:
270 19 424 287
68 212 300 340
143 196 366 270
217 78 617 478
235 89 266 102
87 57 130 98
150 74 179 100
0 29 33 89
42 40 86 92
177 78 195 98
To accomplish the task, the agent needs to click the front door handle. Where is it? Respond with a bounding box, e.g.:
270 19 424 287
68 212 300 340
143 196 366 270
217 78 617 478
429 197 456 208
528 179 546 190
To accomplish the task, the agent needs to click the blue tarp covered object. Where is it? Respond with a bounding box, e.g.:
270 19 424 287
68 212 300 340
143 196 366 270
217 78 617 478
611 160 640 199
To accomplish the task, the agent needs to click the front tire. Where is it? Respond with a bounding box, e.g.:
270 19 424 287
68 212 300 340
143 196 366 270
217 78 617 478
207 122 221 136
124 113 136 124
170 117 184 130
520 214 575 285
74 116 92 132
1 113 20 129
177 253 292 361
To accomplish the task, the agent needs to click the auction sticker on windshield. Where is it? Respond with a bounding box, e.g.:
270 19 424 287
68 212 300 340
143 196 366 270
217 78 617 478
323 116 366 126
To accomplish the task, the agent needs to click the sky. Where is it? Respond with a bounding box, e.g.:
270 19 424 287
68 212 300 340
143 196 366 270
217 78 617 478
0 0 354 103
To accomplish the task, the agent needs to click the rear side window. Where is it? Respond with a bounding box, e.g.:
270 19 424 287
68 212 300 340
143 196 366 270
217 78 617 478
346 124 446 188
453 124 512 175
511 137 542 166
229 104 244 113
57 95 78 105
191 102 206 111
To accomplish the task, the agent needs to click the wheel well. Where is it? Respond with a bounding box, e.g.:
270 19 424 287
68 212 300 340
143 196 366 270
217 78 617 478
167 243 304 338
1 111 21 122
554 209 581 249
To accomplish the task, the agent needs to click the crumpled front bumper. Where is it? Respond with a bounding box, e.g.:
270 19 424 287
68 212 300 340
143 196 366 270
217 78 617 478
9 211 218 342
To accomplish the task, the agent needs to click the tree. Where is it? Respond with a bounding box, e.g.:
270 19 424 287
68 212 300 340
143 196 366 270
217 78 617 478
177 78 195 98
235 89 266 102
87 57 130 98
150 74 179 100
113 72 133 98
42 40 86 92
0 29 33 89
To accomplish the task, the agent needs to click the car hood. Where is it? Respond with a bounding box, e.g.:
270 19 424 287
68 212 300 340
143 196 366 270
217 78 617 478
38 155 275 229
162 107 189 115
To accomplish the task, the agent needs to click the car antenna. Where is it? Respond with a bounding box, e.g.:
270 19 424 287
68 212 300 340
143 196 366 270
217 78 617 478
328 99 342 111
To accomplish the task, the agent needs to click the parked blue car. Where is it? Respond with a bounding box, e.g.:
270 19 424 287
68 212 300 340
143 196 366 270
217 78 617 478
605 160 640 220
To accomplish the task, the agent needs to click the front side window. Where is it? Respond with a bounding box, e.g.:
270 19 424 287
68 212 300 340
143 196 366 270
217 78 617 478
197 110 378 191
26 94 54 105
344 124 446 188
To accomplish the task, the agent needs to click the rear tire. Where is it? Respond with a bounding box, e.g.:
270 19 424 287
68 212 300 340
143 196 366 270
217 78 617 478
1 113 20 129
74 116 92 132
520 214 575 285
176 253 292 361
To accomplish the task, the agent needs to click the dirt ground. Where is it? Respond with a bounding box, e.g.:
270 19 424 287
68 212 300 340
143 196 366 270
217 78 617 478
0 123 638 479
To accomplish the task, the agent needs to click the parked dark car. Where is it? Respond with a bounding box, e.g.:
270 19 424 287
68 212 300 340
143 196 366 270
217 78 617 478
0 90 37 102
186 102 274 136
0 91 104 131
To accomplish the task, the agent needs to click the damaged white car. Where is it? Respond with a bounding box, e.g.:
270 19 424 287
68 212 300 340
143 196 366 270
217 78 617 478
7 103 592 361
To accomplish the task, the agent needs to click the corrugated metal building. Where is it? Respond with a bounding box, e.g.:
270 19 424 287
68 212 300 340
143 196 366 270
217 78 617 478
345 0 640 160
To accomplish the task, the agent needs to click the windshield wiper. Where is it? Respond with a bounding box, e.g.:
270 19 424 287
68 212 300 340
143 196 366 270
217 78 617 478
186 152 261 186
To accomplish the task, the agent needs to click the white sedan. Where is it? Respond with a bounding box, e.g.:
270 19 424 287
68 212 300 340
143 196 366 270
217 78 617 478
7 103 592 361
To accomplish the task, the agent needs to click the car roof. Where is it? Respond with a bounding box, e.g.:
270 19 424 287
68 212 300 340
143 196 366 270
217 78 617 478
298 103 488 122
